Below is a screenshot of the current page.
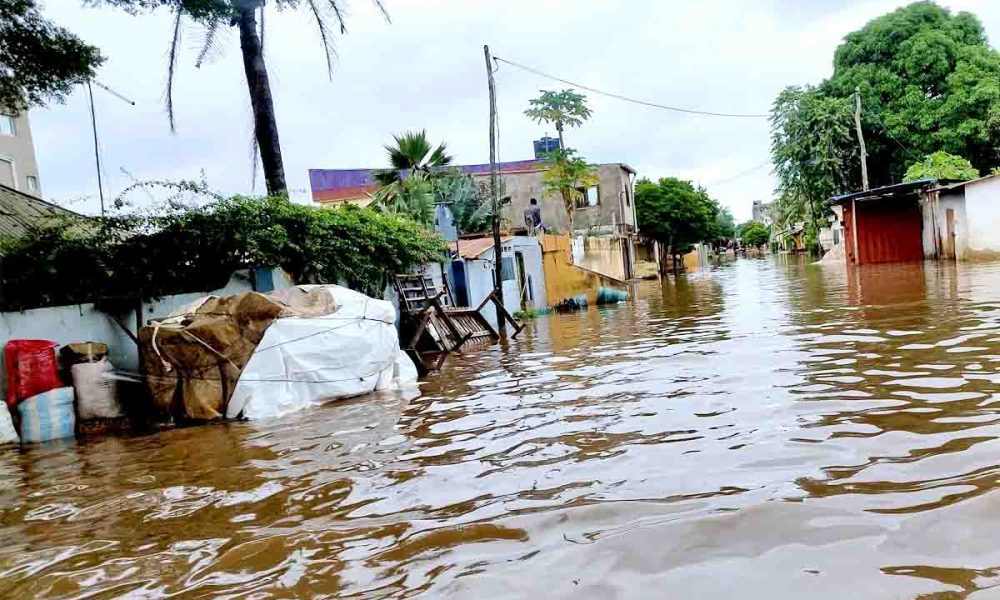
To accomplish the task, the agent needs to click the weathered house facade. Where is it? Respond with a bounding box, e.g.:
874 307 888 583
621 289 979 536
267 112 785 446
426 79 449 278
309 157 638 280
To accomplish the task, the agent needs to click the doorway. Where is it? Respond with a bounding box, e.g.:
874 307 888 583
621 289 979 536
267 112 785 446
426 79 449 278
944 208 956 259
515 251 530 311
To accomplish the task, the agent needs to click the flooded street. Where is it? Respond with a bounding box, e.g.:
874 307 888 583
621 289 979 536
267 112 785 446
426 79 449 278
6 257 1000 598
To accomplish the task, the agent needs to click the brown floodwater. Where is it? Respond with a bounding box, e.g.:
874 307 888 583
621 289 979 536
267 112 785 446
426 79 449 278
6 256 1000 598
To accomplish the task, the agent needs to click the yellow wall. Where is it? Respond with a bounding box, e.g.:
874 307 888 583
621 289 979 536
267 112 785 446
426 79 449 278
576 236 628 280
539 234 626 306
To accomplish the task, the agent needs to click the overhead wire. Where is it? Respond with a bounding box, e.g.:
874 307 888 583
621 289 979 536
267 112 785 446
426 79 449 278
703 160 772 188
492 55 770 118
862 100 921 162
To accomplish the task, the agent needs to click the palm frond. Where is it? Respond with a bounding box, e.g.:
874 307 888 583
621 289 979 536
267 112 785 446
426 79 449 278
307 0 337 79
387 130 433 170
329 0 348 33
166 9 183 132
429 142 452 167
195 19 220 68
373 169 401 186
371 0 391 23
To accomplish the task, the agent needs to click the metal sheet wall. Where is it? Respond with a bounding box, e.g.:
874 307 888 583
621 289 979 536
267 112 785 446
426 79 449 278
854 198 924 264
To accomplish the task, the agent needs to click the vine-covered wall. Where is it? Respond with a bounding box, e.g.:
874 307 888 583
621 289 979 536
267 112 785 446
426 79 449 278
0 196 445 311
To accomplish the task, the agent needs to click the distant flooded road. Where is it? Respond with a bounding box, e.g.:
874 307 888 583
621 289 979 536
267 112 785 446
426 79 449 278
7 257 1000 598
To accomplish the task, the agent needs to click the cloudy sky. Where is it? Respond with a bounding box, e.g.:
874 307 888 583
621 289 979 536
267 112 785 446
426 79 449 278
28 0 1000 220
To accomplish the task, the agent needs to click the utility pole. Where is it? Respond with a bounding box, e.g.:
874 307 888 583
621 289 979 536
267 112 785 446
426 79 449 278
86 80 136 216
484 45 507 341
87 82 105 216
854 86 869 191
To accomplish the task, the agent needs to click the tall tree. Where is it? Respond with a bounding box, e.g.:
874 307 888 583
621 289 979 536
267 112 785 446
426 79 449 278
770 85 854 245
634 177 720 275
713 206 736 240
771 1 1000 253
540 148 598 233
101 0 389 196
824 1 1000 181
0 0 104 112
524 89 592 149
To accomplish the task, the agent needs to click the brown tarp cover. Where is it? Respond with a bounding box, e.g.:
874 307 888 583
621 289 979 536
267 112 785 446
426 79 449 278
139 288 338 420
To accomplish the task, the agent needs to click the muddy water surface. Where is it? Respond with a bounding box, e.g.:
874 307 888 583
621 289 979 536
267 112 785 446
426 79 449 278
5 257 1000 598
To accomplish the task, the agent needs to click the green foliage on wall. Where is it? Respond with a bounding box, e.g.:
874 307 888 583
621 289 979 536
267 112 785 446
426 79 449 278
903 151 979 182
0 196 444 311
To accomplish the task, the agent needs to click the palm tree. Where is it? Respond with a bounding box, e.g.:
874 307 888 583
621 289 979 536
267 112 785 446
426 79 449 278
374 129 452 184
370 130 452 226
524 89 592 149
103 0 389 196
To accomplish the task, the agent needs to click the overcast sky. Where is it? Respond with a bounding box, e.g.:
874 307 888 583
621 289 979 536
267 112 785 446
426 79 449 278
28 0 1000 220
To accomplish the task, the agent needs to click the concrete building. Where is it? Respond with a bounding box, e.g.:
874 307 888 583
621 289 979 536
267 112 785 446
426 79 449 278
927 175 1000 260
751 200 773 225
0 112 41 197
309 159 637 236
310 157 638 280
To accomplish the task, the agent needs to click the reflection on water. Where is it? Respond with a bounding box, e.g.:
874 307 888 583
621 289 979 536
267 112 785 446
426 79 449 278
5 257 1000 598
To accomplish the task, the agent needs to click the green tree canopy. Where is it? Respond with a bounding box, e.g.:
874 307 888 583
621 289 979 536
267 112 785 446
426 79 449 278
524 89 592 148
635 177 720 273
0 0 104 112
824 1 1000 182
713 206 736 240
903 151 979 182
770 86 855 228
771 1 1000 240
739 221 771 248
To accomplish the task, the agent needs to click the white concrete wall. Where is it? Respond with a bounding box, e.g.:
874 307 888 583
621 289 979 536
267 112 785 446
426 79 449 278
509 237 547 309
963 176 1000 256
462 237 545 333
0 268 294 396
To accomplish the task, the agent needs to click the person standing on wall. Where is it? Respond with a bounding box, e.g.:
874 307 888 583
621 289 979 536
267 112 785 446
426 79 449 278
524 198 546 235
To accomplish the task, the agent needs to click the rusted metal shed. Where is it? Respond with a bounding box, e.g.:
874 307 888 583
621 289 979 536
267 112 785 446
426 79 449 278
831 180 938 265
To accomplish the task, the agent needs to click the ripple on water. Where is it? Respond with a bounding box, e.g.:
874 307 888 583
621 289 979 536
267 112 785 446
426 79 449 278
3 258 1000 597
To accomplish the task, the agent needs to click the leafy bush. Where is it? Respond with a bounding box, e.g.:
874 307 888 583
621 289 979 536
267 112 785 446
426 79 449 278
0 196 444 311
903 151 980 182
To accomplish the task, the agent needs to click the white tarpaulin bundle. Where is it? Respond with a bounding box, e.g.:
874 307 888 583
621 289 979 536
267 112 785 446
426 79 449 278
226 285 418 420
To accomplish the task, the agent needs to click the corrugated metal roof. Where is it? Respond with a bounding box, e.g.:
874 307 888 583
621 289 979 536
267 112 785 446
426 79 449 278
0 184 79 239
457 236 511 260
830 179 941 205
933 173 999 192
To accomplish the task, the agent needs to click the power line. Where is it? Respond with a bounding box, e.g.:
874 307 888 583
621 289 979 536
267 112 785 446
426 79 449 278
863 101 921 161
492 55 769 119
704 160 771 187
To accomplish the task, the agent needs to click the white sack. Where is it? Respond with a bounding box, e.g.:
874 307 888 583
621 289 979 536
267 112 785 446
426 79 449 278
72 359 123 420
0 403 18 445
227 285 418 420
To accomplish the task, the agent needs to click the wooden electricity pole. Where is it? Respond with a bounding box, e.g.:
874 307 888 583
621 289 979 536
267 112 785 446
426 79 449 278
484 45 507 341
854 87 870 191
